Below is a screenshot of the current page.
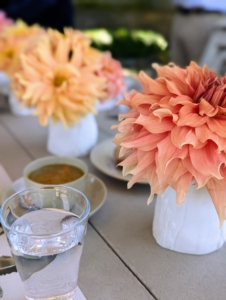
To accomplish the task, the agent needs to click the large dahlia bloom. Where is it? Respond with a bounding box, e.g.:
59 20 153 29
113 62 226 225
12 28 106 127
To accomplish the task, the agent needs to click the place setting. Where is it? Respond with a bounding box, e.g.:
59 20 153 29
1 157 107 218
0 156 107 300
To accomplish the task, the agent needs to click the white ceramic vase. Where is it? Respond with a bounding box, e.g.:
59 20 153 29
153 184 226 255
47 113 98 157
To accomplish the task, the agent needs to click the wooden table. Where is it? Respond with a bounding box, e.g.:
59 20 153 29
1 110 226 300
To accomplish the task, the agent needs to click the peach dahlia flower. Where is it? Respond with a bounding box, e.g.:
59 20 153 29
113 62 226 225
82 47 125 102
0 20 44 76
96 52 126 103
12 28 106 127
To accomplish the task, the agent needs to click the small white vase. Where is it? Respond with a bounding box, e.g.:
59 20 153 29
153 184 226 255
47 113 98 157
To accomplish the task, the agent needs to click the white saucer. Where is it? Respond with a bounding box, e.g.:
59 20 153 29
2 173 107 217
90 139 148 184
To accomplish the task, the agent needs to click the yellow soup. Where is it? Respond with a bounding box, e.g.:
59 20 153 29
28 164 84 184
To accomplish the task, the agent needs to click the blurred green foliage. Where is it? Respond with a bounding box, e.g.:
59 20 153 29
83 28 169 64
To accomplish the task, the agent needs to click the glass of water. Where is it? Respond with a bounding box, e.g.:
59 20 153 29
0 185 90 300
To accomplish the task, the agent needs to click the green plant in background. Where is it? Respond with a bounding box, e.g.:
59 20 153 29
83 28 169 65
83 28 113 47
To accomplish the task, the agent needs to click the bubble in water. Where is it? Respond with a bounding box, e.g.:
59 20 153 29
9 209 85 256
61 215 79 230
12 219 33 234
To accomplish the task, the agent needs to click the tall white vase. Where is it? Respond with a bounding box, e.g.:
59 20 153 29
47 113 98 157
153 184 226 255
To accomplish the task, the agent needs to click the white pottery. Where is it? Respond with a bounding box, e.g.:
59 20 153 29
47 113 98 157
153 183 226 255
0 71 10 96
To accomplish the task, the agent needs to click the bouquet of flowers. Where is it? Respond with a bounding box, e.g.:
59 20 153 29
10 27 125 127
113 62 226 225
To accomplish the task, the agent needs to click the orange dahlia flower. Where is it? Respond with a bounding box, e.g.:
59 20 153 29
113 62 226 225
0 20 44 76
12 28 106 127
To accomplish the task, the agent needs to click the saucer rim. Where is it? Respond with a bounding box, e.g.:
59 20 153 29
1 173 107 218
90 139 148 184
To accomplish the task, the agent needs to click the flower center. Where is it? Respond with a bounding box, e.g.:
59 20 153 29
5 49 14 58
53 75 66 87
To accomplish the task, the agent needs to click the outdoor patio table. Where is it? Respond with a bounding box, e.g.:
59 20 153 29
0 110 226 300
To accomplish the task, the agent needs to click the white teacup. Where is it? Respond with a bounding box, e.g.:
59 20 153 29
23 156 88 193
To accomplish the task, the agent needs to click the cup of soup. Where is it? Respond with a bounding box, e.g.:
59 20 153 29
23 156 88 193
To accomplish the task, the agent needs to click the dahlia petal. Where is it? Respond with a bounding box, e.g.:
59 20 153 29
220 93 226 106
122 132 167 151
153 108 178 122
113 132 134 145
153 63 186 83
171 126 204 148
199 99 218 117
117 118 136 133
157 135 189 173
146 164 167 204
206 178 226 226
139 71 170 95
207 116 226 138
156 159 187 188
118 151 138 176
189 142 224 179
129 151 156 176
164 78 186 95
169 95 194 106
186 64 200 91
202 85 216 102
135 114 174 133
209 87 225 106
130 93 162 115
119 145 132 158
194 82 209 101
54 38 70 64
127 169 146 189
21 62 41 81
183 157 212 188
178 104 207 127
170 172 193 205
58 95 86 111
195 124 226 152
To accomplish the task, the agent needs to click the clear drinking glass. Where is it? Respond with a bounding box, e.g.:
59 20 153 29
0 186 90 300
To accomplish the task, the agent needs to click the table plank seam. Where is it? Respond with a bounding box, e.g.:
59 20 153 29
88 221 159 300
0 121 35 160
